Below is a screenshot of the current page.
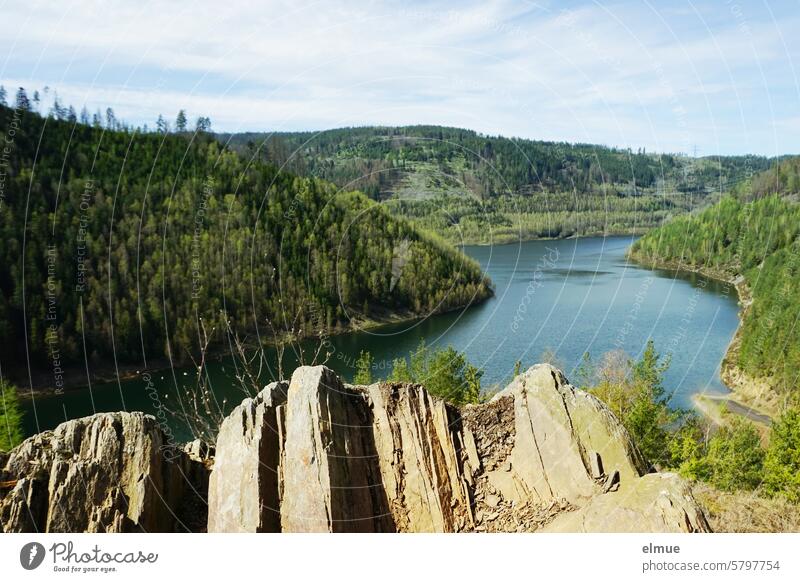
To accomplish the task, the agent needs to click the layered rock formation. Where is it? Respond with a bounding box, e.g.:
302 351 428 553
0 412 209 533
208 364 711 533
207 381 287 532
2 363 711 533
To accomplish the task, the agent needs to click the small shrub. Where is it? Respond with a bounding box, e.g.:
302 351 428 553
0 379 24 451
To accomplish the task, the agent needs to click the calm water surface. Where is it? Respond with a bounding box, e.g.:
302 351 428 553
22 236 741 440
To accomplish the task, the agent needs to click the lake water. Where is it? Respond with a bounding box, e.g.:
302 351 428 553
21 236 741 441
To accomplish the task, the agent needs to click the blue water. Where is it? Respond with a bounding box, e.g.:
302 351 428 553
22 236 741 440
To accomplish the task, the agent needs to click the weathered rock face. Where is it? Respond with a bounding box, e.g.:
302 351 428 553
367 382 473 532
542 472 710 533
209 364 711 533
207 381 287 533
0 412 209 533
280 367 393 532
478 365 648 506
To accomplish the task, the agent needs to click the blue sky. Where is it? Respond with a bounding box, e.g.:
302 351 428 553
1 0 798 155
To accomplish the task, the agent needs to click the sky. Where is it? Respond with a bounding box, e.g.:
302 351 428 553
1 0 798 156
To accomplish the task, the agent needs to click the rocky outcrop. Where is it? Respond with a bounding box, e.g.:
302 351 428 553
0 412 209 533
208 364 711 533
207 381 287 532
542 472 710 533
2 363 710 533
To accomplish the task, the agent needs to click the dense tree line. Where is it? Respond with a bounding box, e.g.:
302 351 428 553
630 160 800 394
733 155 800 201
0 100 491 371
384 192 695 244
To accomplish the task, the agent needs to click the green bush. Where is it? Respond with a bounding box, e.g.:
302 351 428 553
583 342 772 493
589 340 679 468
763 408 800 502
0 379 24 451
670 417 710 479
702 418 765 492
388 341 482 405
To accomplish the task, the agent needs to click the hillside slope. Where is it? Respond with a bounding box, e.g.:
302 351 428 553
630 159 800 413
221 126 774 244
0 105 491 372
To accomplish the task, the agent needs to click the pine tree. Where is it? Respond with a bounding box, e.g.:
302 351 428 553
175 109 188 132
105 107 116 129
156 114 168 133
15 87 30 111
195 116 211 132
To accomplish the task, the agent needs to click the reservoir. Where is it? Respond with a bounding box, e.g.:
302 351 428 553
21 236 741 440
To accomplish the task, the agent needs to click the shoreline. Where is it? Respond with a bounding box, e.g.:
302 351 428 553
627 249 779 425
10 296 492 400
455 229 643 247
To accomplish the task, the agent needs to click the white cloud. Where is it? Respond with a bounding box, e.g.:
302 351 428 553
1 0 798 154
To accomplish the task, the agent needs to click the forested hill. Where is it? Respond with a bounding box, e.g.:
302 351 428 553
221 126 773 200
630 158 800 397
220 126 774 244
0 104 492 372
731 155 800 201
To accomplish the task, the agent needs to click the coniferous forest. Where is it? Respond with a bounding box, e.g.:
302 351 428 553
0 97 492 372
221 126 775 244
631 158 800 397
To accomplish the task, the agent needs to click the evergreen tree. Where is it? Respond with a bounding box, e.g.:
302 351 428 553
175 109 188 132
195 116 211 132
156 114 168 133
15 87 30 111
105 107 116 130
590 340 678 468
52 96 66 120
353 350 373 385
388 341 481 405
703 419 765 492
